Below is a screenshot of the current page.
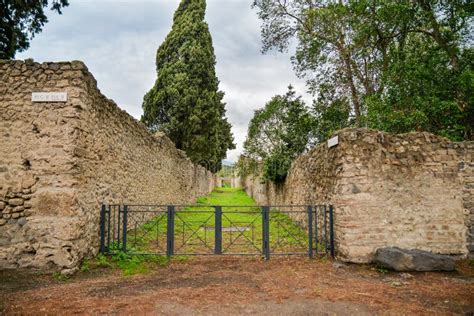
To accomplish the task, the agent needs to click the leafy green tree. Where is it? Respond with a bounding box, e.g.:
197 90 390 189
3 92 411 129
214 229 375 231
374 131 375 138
252 0 473 140
0 0 69 59
366 1 473 140
367 34 473 140
142 0 234 172
243 86 312 182
312 83 352 142
236 154 261 179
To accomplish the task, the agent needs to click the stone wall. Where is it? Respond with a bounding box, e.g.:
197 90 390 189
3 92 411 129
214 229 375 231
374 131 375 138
240 128 473 262
0 59 216 272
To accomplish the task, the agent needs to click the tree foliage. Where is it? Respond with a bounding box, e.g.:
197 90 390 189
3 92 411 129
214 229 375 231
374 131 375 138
142 0 235 172
252 0 473 141
243 86 312 182
0 0 69 59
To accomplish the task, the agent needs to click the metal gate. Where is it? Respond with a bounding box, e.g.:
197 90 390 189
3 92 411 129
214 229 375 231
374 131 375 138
99 204 335 259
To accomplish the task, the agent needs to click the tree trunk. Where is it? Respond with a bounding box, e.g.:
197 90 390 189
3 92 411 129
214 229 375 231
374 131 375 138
416 0 459 70
337 41 361 123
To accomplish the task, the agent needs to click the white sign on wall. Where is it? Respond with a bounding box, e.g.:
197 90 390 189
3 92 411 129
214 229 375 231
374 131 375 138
31 92 68 102
327 135 339 148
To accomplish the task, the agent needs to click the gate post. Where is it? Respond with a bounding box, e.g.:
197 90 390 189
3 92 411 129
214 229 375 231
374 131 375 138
117 205 121 249
122 205 128 252
329 205 335 257
324 205 328 255
214 206 222 255
100 204 106 254
167 205 175 257
262 206 270 260
307 205 313 258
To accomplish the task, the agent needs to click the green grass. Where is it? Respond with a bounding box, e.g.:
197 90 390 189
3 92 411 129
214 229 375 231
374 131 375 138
196 187 256 206
126 187 309 255
79 259 90 273
93 188 314 275
52 271 69 282
76 253 172 276
110 251 170 276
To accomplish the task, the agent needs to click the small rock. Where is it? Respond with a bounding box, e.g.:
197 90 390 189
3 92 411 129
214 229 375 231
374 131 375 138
24 201 33 208
0 201 5 210
3 214 11 219
3 206 12 214
21 175 36 189
391 281 402 287
13 206 25 213
0 219 6 226
61 267 78 277
71 60 86 70
17 217 27 226
400 273 414 279
12 213 20 219
333 262 347 269
49 63 60 71
6 191 16 198
8 198 24 206
351 184 361 194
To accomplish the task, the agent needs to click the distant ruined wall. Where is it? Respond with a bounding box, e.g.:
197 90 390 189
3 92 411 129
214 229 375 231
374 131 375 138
0 60 215 272
241 129 473 262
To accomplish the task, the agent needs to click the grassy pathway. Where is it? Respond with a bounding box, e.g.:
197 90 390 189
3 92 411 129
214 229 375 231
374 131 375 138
128 187 308 256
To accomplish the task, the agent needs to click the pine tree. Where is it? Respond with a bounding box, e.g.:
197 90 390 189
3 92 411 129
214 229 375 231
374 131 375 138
142 0 234 172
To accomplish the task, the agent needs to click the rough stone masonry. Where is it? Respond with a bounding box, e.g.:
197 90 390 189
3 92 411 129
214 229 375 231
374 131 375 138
0 60 216 272
241 129 473 262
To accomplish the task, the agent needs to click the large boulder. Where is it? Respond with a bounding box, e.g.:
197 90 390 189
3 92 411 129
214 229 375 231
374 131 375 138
374 247 455 272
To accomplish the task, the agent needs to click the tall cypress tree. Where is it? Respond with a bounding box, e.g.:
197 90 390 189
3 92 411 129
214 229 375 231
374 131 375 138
142 0 234 172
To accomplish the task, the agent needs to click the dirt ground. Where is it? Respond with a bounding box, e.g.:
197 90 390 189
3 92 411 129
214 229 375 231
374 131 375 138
1 257 473 315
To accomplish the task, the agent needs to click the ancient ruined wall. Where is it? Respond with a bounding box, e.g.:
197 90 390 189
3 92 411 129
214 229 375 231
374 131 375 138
0 60 215 272
240 129 472 262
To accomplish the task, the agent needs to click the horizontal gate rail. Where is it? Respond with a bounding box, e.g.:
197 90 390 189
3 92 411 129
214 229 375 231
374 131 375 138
99 204 336 259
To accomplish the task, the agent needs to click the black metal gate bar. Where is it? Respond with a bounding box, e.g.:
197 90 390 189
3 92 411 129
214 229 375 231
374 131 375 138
117 205 121 250
329 205 335 257
308 205 313 258
99 204 335 259
166 205 175 257
122 205 128 252
99 204 106 254
214 206 222 254
107 205 111 252
262 206 270 260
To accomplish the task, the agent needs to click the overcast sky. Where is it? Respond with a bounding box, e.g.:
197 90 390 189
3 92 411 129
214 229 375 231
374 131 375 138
17 0 311 162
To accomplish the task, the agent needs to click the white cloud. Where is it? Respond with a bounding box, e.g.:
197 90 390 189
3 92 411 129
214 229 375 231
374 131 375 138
17 0 311 163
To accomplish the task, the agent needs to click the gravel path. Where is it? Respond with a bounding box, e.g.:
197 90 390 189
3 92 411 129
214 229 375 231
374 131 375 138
1 257 473 315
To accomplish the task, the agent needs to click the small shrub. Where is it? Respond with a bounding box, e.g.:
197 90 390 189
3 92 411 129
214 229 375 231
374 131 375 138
263 150 292 183
95 253 113 268
111 252 171 276
52 272 69 282
79 259 90 273
374 264 389 274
